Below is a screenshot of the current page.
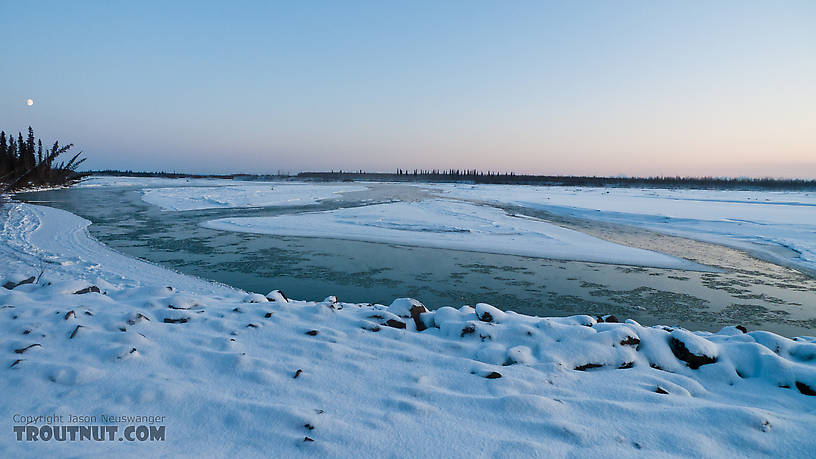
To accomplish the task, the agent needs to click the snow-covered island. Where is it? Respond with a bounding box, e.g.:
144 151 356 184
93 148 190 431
2 178 815 457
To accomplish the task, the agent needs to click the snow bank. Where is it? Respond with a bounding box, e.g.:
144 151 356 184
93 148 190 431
204 199 707 270
141 183 368 211
438 184 816 275
76 176 239 189
1 202 815 457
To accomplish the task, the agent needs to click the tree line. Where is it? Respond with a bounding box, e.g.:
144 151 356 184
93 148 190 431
0 127 86 192
91 168 816 190
298 170 816 191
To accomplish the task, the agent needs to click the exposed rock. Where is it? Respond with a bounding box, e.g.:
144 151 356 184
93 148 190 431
619 336 640 346
410 305 429 331
305 330 319 336
655 386 669 395
293 369 303 379
795 381 816 396
388 298 426 318
476 303 506 323
385 319 406 329
574 363 603 371
266 289 289 303
69 325 84 339
485 371 502 379
460 324 476 337
669 337 717 369
618 361 634 369
596 315 619 323
64 310 76 320
14 344 41 354
736 325 748 334
127 313 150 325
73 285 101 295
163 317 189 324
3 276 35 290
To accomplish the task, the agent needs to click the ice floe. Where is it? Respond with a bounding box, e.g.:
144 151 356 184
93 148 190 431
204 199 707 269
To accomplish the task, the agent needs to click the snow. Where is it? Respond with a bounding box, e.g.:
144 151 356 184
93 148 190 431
438 184 816 275
75 177 816 274
1 201 815 457
203 199 707 270
76 175 239 189
141 183 368 211
387 297 426 317
76 176 368 211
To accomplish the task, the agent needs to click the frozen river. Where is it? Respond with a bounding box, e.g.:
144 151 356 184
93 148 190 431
15 178 816 337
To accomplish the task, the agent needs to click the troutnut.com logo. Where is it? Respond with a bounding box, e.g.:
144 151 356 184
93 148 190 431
12 414 166 442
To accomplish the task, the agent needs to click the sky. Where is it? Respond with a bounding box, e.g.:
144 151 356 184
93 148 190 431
1 1 814 177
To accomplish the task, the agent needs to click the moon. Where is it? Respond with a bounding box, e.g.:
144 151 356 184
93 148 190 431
26 99 34 106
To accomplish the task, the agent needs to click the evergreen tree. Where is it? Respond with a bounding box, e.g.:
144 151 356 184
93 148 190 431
9 136 18 170
0 127 86 191
24 127 36 170
0 131 7 174
17 132 27 170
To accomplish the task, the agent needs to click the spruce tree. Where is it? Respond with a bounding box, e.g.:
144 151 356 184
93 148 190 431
0 131 7 174
24 128 36 170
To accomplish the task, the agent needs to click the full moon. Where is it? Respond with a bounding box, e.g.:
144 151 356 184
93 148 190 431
26 99 34 106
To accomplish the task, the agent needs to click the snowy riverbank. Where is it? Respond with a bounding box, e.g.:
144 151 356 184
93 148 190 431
438 184 816 277
2 201 815 457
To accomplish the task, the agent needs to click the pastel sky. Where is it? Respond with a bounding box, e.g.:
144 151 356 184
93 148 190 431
1 1 814 177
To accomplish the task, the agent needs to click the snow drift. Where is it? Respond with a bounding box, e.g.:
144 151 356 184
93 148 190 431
1 202 814 458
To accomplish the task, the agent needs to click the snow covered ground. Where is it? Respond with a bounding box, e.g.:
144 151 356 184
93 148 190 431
438 184 816 276
76 175 240 189
141 183 368 211
204 199 706 270
78 176 368 211
2 201 815 457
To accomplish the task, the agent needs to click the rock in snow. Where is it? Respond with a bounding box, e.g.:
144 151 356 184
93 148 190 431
266 289 289 303
475 303 506 323
2 275 35 290
388 297 427 317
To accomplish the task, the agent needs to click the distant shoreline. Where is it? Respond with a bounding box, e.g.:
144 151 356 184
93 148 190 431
86 170 816 191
